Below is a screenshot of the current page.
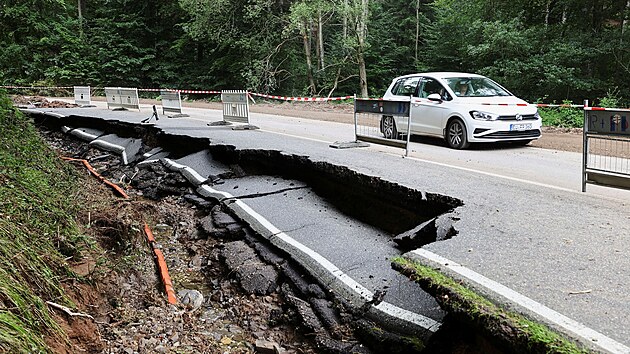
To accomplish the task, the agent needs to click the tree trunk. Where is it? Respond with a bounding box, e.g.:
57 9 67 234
302 20 316 95
415 0 419 62
357 0 369 98
318 10 325 71
343 0 348 40
622 0 630 43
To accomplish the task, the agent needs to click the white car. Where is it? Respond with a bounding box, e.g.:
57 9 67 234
380 72 542 149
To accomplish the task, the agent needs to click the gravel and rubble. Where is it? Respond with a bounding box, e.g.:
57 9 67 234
36 126 377 354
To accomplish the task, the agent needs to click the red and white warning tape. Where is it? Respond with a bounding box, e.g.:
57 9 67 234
535 103 585 108
249 92 353 102
1 85 74 89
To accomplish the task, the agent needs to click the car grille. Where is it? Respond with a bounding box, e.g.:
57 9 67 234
477 130 542 139
496 114 538 121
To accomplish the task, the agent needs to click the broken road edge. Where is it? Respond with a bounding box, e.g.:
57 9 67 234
392 256 593 354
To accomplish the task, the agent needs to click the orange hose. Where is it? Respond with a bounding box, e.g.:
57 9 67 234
153 248 177 304
143 223 155 243
144 223 177 305
61 157 129 198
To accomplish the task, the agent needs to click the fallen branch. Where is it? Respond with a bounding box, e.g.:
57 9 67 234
46 301 94 320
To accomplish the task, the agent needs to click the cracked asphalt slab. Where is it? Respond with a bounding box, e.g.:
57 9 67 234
24 106 630 352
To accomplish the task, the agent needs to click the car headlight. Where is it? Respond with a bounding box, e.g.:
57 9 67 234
470 110 498 121
534 110 541 120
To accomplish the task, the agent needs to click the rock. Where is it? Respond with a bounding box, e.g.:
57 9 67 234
178 289 204 309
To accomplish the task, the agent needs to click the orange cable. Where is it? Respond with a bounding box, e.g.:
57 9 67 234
144 223 177 305
61 157 129 198
153 248 177 304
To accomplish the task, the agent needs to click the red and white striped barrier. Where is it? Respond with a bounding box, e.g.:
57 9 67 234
535 103 585 108
585 106 630 112
249 92 353 102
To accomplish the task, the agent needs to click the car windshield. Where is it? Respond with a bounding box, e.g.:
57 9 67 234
445 77 511 97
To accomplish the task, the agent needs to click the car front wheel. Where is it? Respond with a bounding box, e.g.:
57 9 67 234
446 119 470 149
381 116 398 139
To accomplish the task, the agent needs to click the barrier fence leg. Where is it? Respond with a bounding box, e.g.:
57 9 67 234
582 99 588 192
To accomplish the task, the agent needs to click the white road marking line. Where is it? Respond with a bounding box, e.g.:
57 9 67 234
411 249 630 354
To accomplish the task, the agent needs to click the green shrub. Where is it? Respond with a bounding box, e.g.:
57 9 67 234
537 100 584 128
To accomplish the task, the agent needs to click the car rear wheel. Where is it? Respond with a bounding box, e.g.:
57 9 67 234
381 116 398 139
446 119 470 149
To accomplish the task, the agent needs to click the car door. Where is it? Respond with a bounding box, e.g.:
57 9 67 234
410 77 450 136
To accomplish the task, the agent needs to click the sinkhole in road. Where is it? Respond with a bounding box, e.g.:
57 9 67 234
48 114 464 245
143 123 464 246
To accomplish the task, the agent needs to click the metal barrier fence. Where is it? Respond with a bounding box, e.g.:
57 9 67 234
104 87 140 110
73 86 91 105
583 106 630 191
160 89 186 117
354 97 411 156
221 90 250 124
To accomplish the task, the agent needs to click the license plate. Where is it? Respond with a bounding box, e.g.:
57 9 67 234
510 123 532 131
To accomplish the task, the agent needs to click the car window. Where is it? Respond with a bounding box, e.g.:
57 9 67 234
391 77 420 96
418 78 451 100
445 77 511 97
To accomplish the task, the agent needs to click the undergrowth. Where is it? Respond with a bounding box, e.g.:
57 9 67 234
0 90 87 352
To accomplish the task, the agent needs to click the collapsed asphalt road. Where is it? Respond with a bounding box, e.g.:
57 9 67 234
27 109 470 352
23 106 630 354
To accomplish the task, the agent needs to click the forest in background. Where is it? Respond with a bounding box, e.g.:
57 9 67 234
2 0 630 104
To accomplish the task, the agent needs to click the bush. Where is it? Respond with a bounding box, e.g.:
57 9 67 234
538 100 584 128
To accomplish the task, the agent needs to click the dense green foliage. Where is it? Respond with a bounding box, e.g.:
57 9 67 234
2 0 630 103
0 90 85 351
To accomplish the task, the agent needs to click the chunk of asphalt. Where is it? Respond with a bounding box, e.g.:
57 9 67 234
172 150 231 186
221 241 278 295
243 230 285 266
354 319 423 354
435 214 459 241
280 262 313 298
211 206 239 228
88 134 143 165
199 214 215 235
314 334 371 354
310 298 342 333
393 218 437 252
66 127 105 141
282 288 325 334
183 194 214 209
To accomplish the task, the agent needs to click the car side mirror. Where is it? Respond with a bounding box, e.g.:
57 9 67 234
427 93 442 102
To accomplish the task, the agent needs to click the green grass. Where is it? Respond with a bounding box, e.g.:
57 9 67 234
392 256 592 354
0 89 88 352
